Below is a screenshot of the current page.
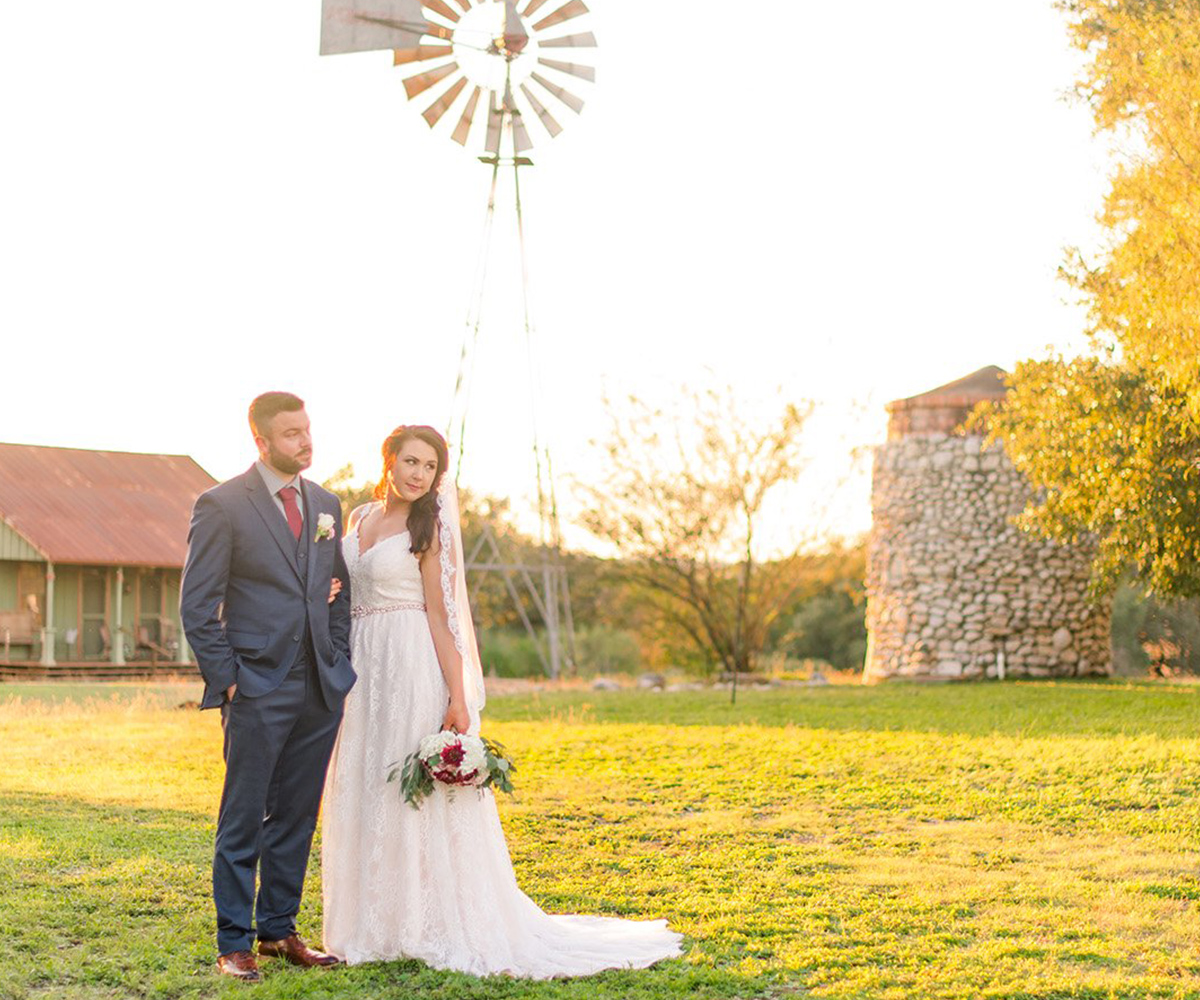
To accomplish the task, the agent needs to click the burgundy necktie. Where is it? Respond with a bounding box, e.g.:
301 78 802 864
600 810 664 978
278 486 302 540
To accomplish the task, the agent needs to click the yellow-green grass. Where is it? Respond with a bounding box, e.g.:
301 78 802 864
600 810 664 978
3 682 1200 999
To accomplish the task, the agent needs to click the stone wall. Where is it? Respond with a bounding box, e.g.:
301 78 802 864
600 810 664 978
864 433 1111 682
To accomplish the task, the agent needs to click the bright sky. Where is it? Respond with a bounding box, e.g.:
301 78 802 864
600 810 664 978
2 0 1110 549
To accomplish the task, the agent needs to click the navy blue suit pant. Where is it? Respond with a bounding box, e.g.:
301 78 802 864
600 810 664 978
213 642 342 955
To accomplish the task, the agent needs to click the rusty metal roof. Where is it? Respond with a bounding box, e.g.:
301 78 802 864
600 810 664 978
0 443 218 567
889 365 1009 410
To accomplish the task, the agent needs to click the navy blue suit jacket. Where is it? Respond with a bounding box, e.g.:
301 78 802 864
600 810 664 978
180 465 355 711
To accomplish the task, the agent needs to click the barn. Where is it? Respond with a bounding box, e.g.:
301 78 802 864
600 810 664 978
0 443 216 679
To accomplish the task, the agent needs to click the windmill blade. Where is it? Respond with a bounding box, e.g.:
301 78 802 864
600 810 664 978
511 109 534 153
537 57 594 82
422 0 461 22
423 76 467 126
503 0 530 55
393 43 453 64
451 0 472 9
529 71 584 113
532 0 588 33
320 0 430 55
485 92 503 155
502 78 520 114
451 85 482 145
538 31 596 48
519 83 562 138
403 61 459 99
521 0 553 16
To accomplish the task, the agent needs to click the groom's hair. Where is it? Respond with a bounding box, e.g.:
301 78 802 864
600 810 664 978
249 391 305 437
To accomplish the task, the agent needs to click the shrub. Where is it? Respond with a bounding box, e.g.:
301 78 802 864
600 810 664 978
788 591 867 671
571 626 642 676
1112 583 1200 676
478 629 545 678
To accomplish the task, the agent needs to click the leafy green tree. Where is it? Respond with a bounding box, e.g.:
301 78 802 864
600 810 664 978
322 465 377 521
773 542 867 671
325 463 650 676
1060 0 1200 410
986 0 1200 595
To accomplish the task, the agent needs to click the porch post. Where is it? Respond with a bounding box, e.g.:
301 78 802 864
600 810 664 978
112 566 125 665
39 562 55 666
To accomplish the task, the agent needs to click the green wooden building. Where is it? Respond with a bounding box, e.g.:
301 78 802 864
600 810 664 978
0 442 216 678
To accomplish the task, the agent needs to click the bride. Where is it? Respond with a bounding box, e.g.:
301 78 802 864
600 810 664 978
320 424 683 977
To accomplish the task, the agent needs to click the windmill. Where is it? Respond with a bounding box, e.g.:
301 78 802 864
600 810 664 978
319 0 595 154
320 0 596 677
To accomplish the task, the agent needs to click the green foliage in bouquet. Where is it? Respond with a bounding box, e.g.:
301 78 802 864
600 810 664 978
479 736 516 795
389 751 433 808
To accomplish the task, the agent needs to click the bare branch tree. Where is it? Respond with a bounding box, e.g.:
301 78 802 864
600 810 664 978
577 382 837 702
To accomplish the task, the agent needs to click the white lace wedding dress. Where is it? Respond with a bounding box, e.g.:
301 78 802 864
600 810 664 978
320 512 683 977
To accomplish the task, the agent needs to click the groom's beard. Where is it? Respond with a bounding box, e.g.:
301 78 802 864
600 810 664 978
268 443 311 476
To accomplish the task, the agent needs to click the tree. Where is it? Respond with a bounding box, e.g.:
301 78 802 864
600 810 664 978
772 541 868 672
1061 0 1200 411
1112 579 1200 675
576 383 834 699
322 464 377 521
985 0 1200 596
323 465 544 632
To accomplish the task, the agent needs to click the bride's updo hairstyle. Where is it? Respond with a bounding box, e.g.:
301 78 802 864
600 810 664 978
375 425 449 556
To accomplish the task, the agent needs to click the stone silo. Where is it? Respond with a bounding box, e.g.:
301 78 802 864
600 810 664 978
864 366 1112 682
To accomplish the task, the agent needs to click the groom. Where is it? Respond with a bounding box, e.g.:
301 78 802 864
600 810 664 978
181 391 355 982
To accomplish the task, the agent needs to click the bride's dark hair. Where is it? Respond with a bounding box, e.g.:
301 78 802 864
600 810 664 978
374 425 449 556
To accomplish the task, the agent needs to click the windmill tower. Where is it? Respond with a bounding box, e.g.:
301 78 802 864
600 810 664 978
320 0 596 676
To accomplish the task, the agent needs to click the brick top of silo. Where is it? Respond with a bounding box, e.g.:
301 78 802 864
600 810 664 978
886 365 1008 439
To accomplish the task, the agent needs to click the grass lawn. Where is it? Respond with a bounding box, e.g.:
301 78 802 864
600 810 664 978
2 680 1200 999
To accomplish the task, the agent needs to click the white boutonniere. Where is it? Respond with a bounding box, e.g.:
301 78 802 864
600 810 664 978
315 512 336 542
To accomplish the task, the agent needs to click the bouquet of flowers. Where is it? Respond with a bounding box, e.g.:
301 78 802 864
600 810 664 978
388 730 516 809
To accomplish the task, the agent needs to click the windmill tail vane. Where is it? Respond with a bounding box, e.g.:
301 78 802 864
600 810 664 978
320 0 596 155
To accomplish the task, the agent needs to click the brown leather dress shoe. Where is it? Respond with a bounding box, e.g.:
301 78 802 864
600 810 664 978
216 950 261 982
257 934 341 968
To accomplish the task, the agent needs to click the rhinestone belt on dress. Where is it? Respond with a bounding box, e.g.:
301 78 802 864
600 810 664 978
350 602 426 618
